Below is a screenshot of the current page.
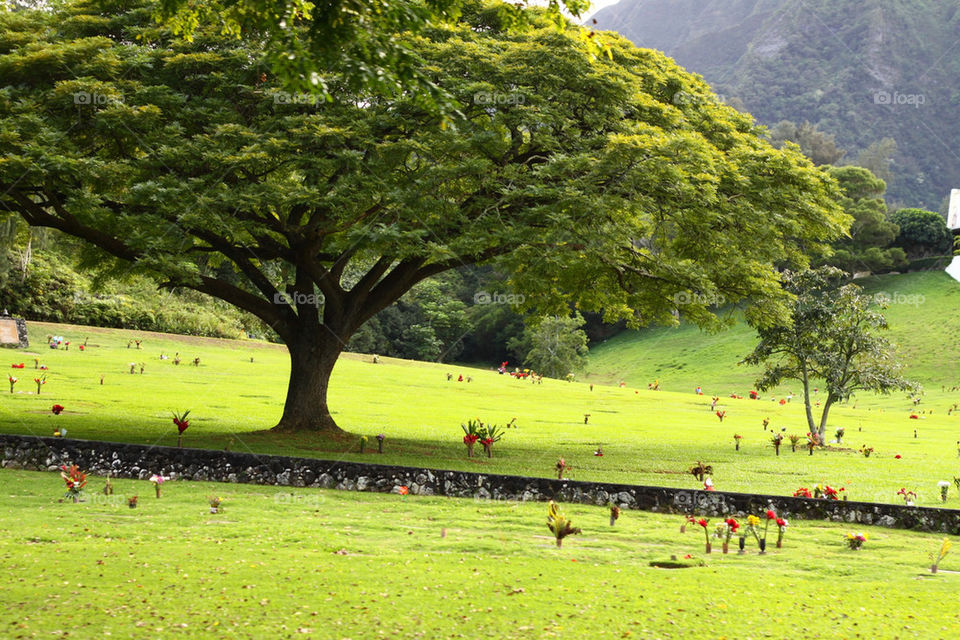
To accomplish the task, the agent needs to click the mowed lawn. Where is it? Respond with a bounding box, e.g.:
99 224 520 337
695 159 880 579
2 321 960 505
1 468 958 640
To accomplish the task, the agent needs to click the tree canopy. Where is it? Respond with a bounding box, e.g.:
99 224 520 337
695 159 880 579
889 208 953 259
0 0 848 433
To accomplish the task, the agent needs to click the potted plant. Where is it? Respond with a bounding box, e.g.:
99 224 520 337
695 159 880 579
59 464 87 502
546 501 581 548
771 433 783 456
172 410 190 448
478 423 504 458
697 518 711 553
208 495 223 514
150 474 168 498
128 495 138 509
930 538 952 574
461 419 481 457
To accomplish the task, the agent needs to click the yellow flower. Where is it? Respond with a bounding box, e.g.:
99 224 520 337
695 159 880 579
747 515 761 526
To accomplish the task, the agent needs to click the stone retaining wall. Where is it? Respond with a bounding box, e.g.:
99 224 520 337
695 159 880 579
2 434 959 533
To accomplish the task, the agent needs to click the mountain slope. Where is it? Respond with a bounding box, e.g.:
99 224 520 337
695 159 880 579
585 271 960 394
593 0 960 209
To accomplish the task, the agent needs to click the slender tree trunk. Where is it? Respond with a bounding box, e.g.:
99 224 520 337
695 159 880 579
817 394 837 439
271 328 347 436
800 363 817 435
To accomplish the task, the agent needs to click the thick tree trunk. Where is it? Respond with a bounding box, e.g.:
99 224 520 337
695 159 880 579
817 395 837 440
271 329 347 436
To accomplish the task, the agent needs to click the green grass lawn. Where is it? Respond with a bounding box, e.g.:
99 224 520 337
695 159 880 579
1 468 957 639
3 316 960 506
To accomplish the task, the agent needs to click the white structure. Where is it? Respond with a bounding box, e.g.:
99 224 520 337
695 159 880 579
949 189 960 231
947 190 960 282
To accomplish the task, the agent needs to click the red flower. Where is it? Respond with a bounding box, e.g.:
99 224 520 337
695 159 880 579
11 363 24 369
398 486 409 496
793 487 812 498
776 518 786 527
480 438 493 446
696 518 708 528
725 518 739 532
51 404 65 415
894 454 902 459
463 434 479 445
766 509 776 520
78 345 84 351
909 414 919 419
684 554 693 559
174 418 189 433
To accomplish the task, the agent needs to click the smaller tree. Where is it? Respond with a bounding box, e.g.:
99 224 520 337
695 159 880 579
510 313 588 379
742 267 915 438
890 208 953 258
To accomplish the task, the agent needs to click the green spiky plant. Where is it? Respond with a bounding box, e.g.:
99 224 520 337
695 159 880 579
461 419 482 457
546 501 581 548
478 423 505 458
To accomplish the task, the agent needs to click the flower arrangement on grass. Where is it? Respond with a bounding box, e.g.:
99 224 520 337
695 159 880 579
696 517 711 553
593 445 603 457
793 487 813 498
771 433 783 456
860 445 874 458
34 374 46 394
608 503 620 526
103 474 113 495
703 478 714 491
556 457 569 480
733 434 742 451
896 488 917 506
376 433 385 453
938 481 950 502
7 375 16 393
805 433 819 455
208 496 223 514
461 419 481 457
835 427 845 444
398 485 409 497
359 435 368 453
749 390 759 399
128 495 138 509
715 410 726 422
775 517 788 548
10 362 24 369
680 515 696 533
787 434 801 452
172 410 190 447
930 538 952 573
717 517 739 554
478 423 504 458
60 464 87 501
814 484 844 500
745 515 763 552
546 501 581 548
150 474 168 498
51 404 65 415
846 532 868 550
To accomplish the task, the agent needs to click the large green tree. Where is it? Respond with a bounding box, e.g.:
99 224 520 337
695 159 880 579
509 313 589 379
0 0 848 434
742 267 914 439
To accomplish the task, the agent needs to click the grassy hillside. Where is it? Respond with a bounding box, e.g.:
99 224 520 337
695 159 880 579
3 304 960 505
586 271 960 392
2 467 957 639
